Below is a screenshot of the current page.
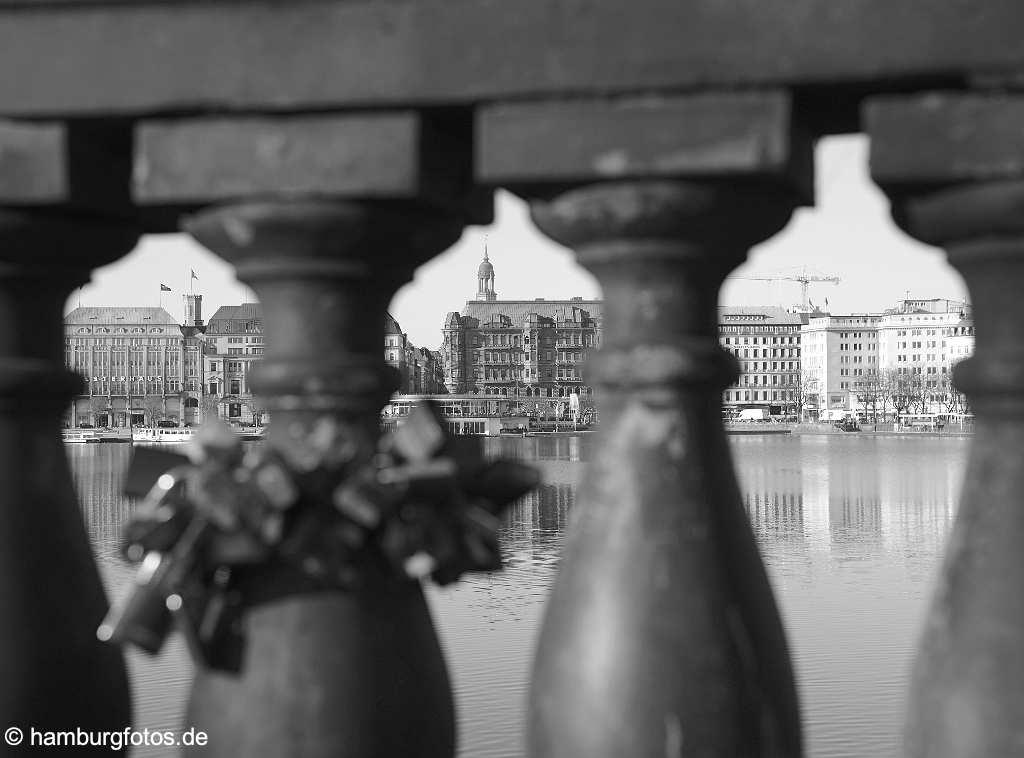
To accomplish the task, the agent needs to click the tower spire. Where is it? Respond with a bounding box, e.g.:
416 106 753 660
476 240 497 301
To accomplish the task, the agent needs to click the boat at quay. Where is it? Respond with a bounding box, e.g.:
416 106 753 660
381 395 593 436
131 427 196 445
94 428 133 443
63 425 267 445
63 427 134 443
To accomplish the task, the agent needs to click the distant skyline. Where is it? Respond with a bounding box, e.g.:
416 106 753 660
72 134 967 350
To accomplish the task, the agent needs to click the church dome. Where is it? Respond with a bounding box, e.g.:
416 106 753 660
478 256 494 276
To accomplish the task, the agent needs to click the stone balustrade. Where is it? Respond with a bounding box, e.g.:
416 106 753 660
0 3 1022 756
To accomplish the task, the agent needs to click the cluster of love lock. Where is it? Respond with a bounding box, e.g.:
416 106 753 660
98 402 540 672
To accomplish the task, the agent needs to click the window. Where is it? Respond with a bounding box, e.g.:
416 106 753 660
230 380 241 395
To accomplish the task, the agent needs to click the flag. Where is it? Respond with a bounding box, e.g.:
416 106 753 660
191 270 199 281
160 284 171 292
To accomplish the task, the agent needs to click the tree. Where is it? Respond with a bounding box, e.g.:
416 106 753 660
882 368 915 422
908 368 929 415
937 370 969 416
142 395 165 426
792 371 819 422
855 370 885 423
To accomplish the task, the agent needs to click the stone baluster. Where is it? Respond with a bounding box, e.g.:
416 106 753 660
184 200 464 758
0 211 137 741
527 180 801 757
476 93 809 757
867 94 1024 758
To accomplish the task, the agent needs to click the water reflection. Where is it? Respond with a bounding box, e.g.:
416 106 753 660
731 435 964 758
70 433 965 758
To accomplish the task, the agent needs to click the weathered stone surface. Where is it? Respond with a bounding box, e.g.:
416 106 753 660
478 93 813 201
868 94 1024 185
0 120 132 210
134 113 485 215
0 212 138 749
528 181 801 758
875 180 1024 758
0 121 65 202
184 201 464 758
0 1 1022 118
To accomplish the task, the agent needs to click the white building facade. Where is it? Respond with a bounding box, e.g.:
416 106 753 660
801 314 883 416
801 298 974 418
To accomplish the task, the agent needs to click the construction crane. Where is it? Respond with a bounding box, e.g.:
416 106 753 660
734 269 841 310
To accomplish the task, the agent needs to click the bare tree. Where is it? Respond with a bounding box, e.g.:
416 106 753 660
855 370 885 423
937 369 970 416
909 368 930 415
142 395 165 426
882 368 915 422
793 371 819 422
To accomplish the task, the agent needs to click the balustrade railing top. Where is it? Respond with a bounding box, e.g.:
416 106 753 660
0 2 1022 756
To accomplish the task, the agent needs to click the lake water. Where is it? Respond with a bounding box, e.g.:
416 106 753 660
69 433 967 757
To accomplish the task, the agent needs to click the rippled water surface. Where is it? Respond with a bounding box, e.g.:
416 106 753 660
70 433 967 757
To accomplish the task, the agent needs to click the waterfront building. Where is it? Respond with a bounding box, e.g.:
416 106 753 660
875 298 974 414
385 314 444 395
65 297 434 427
718 306 806 414
876 298 974 375
441 252 602 400
203 302 266 423
801 313 883 416
801 298 974 417
205 304 435 419
63 294 207 427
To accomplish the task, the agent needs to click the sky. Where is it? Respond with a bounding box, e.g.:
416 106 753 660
73 134 967 350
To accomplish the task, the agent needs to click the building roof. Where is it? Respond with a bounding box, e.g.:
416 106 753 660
461 299 603 326
65 306 179 325
208 303 262 322
385 312 404 335
717 305 805 325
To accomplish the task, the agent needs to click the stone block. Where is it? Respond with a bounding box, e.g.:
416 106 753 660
0 119 132 210
134 112 487 217
0 1 1021 118
868 94 1024 185
477 93 813 200
0 120 66 202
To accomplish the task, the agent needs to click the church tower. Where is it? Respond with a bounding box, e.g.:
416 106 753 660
476 244 497 301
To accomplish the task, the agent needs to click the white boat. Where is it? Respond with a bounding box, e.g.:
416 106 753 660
132 427 196 445
62 429 99 444
93 428 133 443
